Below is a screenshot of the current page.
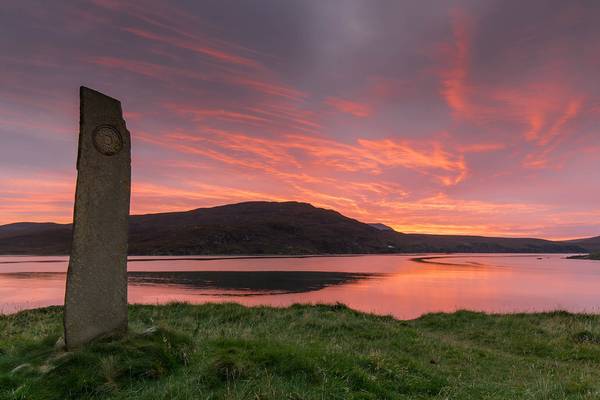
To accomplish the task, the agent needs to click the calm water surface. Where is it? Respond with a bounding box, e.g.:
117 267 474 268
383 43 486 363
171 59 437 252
1 254 598 319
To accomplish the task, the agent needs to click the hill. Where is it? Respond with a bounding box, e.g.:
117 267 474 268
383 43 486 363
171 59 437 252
368 223 395 231
396 232 587 254
0 201 590 255
563 236 600 253
0 222 72 255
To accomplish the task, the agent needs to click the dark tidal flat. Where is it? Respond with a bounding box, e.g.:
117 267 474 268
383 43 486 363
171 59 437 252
2 303 600 399
0 270 378 296
128 270 380 295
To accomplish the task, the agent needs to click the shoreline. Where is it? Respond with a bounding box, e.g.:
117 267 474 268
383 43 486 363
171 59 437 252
0 251 586 262
567 253 600 260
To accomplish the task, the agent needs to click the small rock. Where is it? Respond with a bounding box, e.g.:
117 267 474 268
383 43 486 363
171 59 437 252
142 326 159 336
55 337 65 350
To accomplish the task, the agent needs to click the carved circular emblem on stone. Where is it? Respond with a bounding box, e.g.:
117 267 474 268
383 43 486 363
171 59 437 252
92 125 123 156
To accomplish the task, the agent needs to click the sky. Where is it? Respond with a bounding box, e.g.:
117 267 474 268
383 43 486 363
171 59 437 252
1 0 599 239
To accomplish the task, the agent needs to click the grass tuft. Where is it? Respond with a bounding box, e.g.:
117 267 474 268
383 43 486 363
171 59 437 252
0 325 192 399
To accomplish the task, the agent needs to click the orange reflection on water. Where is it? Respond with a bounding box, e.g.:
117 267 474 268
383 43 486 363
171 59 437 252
1 254 600 319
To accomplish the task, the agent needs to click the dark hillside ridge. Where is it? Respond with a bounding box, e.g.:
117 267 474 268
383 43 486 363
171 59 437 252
0 201 591 255
369 223 395 231
0 222 72 255
563 236 600 253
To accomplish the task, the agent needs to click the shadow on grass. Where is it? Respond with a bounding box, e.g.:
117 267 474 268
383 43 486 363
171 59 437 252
0 326 191 399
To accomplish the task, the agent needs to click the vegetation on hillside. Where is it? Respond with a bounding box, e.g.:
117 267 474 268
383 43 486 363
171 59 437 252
2 303 600 399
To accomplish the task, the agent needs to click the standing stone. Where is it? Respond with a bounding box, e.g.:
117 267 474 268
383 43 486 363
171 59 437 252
64 86 131 348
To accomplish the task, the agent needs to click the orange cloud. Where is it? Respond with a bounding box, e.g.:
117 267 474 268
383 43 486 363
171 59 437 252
532 98 582 146
436 10 589 171
122 27 261 69
325 97 371 118
357 139 467 185
131 181 288 215
440 10 472 118
3 0 599 241
88 56 304 100
0 175 75 224
140 127 467 187
2 167 585 240
459 143 506 153
245 103 321 132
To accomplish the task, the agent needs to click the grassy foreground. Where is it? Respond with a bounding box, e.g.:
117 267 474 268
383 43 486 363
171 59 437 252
2 304 600 399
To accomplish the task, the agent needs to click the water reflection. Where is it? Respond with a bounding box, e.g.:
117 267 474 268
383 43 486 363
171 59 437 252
0 270 379 296
128 271 380 295
0 272 64 279
1 254 600 318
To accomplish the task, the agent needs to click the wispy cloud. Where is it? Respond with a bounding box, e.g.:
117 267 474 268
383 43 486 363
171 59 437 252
140 127 467 187
440 10 472 119
122 27 261 69
325 97 371 117
1 0 599 239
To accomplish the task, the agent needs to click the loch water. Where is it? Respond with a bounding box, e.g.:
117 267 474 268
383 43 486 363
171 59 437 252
1 253 598 319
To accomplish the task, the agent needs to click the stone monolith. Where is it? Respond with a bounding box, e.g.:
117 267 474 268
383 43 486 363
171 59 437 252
64 86 131 348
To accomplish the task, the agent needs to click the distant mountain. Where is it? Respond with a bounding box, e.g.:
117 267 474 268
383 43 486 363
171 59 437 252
0 201 592 255
0 222 65 236
562 236 600 253
0 222 72 255
394 233 587 254
126 202 401 255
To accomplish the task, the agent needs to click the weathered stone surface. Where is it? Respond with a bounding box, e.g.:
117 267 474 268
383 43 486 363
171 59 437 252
64 86 131 348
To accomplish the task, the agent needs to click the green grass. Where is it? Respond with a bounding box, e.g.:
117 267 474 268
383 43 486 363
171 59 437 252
2 304 600 399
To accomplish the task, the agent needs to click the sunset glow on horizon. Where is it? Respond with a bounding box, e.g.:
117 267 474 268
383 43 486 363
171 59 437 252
1 0 599 240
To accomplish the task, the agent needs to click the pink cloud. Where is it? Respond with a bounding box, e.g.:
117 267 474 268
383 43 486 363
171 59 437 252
325 97 371 118
122 27 261 69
